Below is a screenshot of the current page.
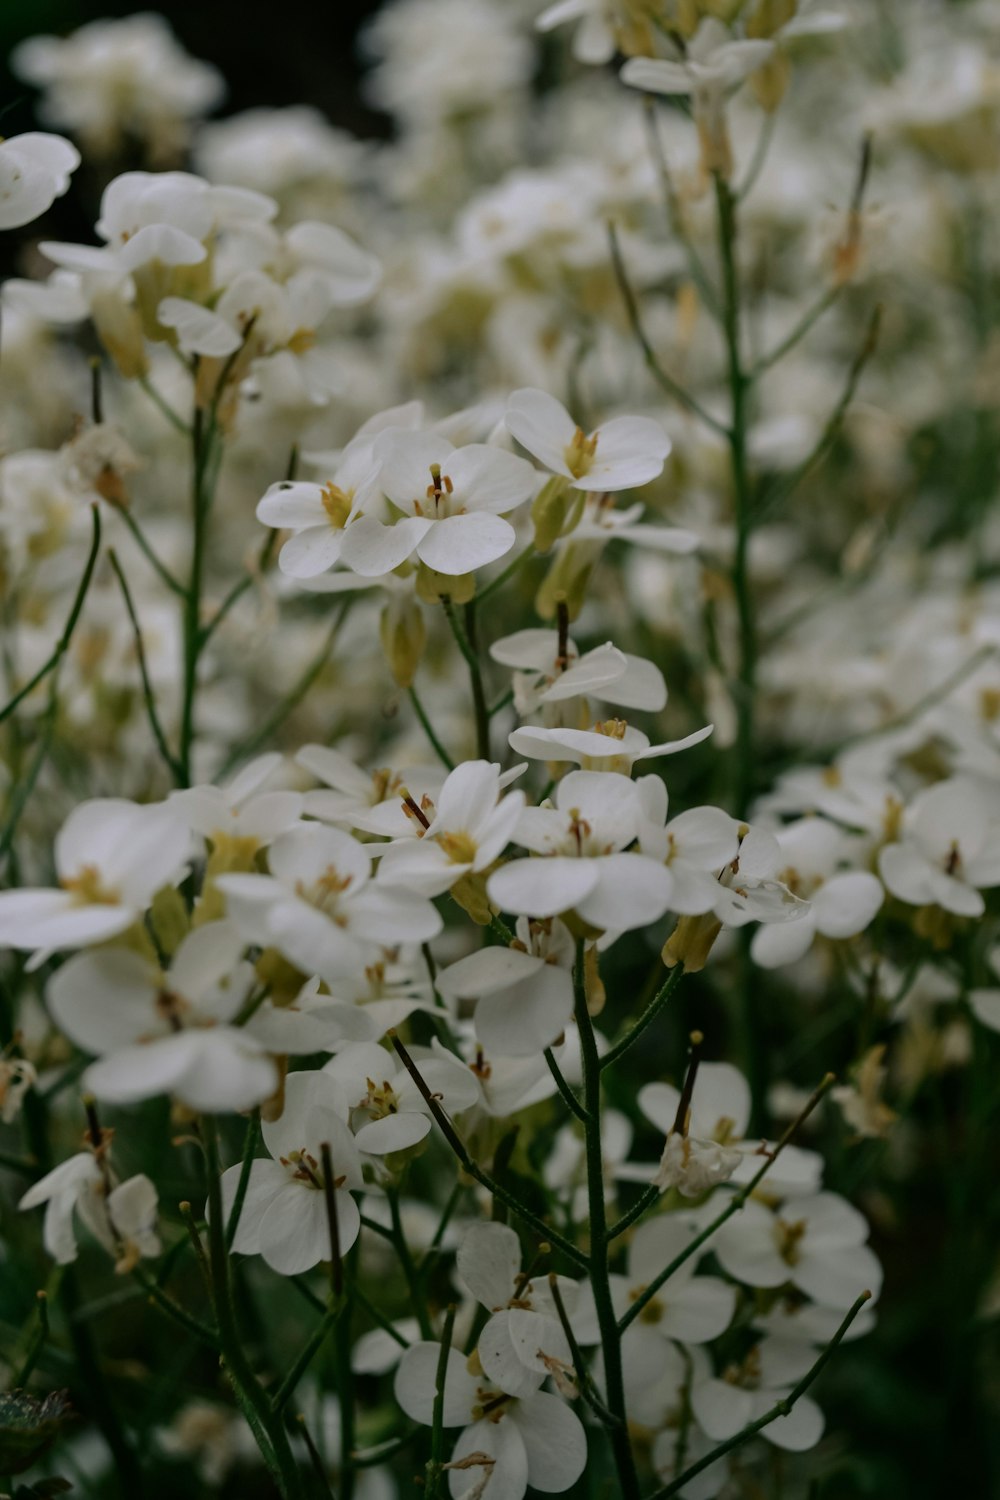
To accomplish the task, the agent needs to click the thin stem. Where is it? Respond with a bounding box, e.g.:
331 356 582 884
442 597 490 759
138 375 190 435
752 286 841 377
202 1117 304 1498
12 1291 49 1388
546 1273 620 1428
475 547 534 605
225 1110 261 1251
320 1141 344 1299
425 1304 458 1500
178 400 215 786
108 549 184 783
408 685 456 770
218 600 352 777
608 220 729 437
600 964 684 1073
133 1266 219 1350
388 1184 433 1338
641 97 721 319
295 1414 336 1499
0 682 58 863
389 1033 589 1270
114 504 187 596
544 1047 589 1124
607 1184 659 1241
714 171 755 821
572 940 640 1499
620 1073 836 1334
0 504 101 727
757 305 881 524
271 1303 340 1414
649 1293 872 1498
736 109 777 202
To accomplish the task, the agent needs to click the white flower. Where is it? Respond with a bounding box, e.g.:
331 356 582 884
323 1040 479 1154
217 823 442 982
620 20 773 104
0 132 79 230
296 744 446 838
653 1130 742 1198
487 770 674 930
394 1339 587 1499
457 1222 578 1397
878 777 1000 919
12 15 224 158
437 916 575 1057
220 1070 362 1275
639 1062 823 1199
635 779 742 916
490 629 666 718
749 817 884 968
691 1335 825 1454
47 923 278 1113
377 760 525 896
508 718 713 775
535 0 619 66
709 1191 883 1309
170 753 303 848
0 798 189 957
20 1154 160 1270
256 453 383 580
338 431 536 579
505 387 671 493
710 826 811 929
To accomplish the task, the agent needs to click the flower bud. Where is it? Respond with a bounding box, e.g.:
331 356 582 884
662 913 722 972
415 561 475 605
530 475 572 554
380 596 427 689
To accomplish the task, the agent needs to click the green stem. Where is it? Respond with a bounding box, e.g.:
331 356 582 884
408 685 456 770
600 964 684 1073
608 220 728 437
388 1185 434 1338
114 504 187 596
714 172 755 822
425 1304 458 1500
0 504 101 727
649 1293 872 1498
572 941 640 1499
108 549 184 783
442 597 490 759
607 1184 659 1241
389 1033 588 1271
179 404 214 786
475 547 533 605
202 1117 304 1498
544 1046 589 1123
271 1303 340 1414
225 1110 261 1251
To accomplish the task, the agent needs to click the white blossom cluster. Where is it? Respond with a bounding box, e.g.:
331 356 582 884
0 2 996 1498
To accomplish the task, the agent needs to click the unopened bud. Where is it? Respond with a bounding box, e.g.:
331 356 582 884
530 475 572 553
380 597 427 689
662 913 722 972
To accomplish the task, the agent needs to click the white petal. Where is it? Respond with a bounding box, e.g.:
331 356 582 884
487 857 599 919
416 513 516 575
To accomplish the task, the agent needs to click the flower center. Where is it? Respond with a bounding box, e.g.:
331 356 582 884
363 1076 401 1118
60 864 121 906
298 864 354 921
776 1216 807 1266
321 482 353 529
438 831 478 865
279 1147 345 1191
564 426 598 479
630 1284 665 1324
